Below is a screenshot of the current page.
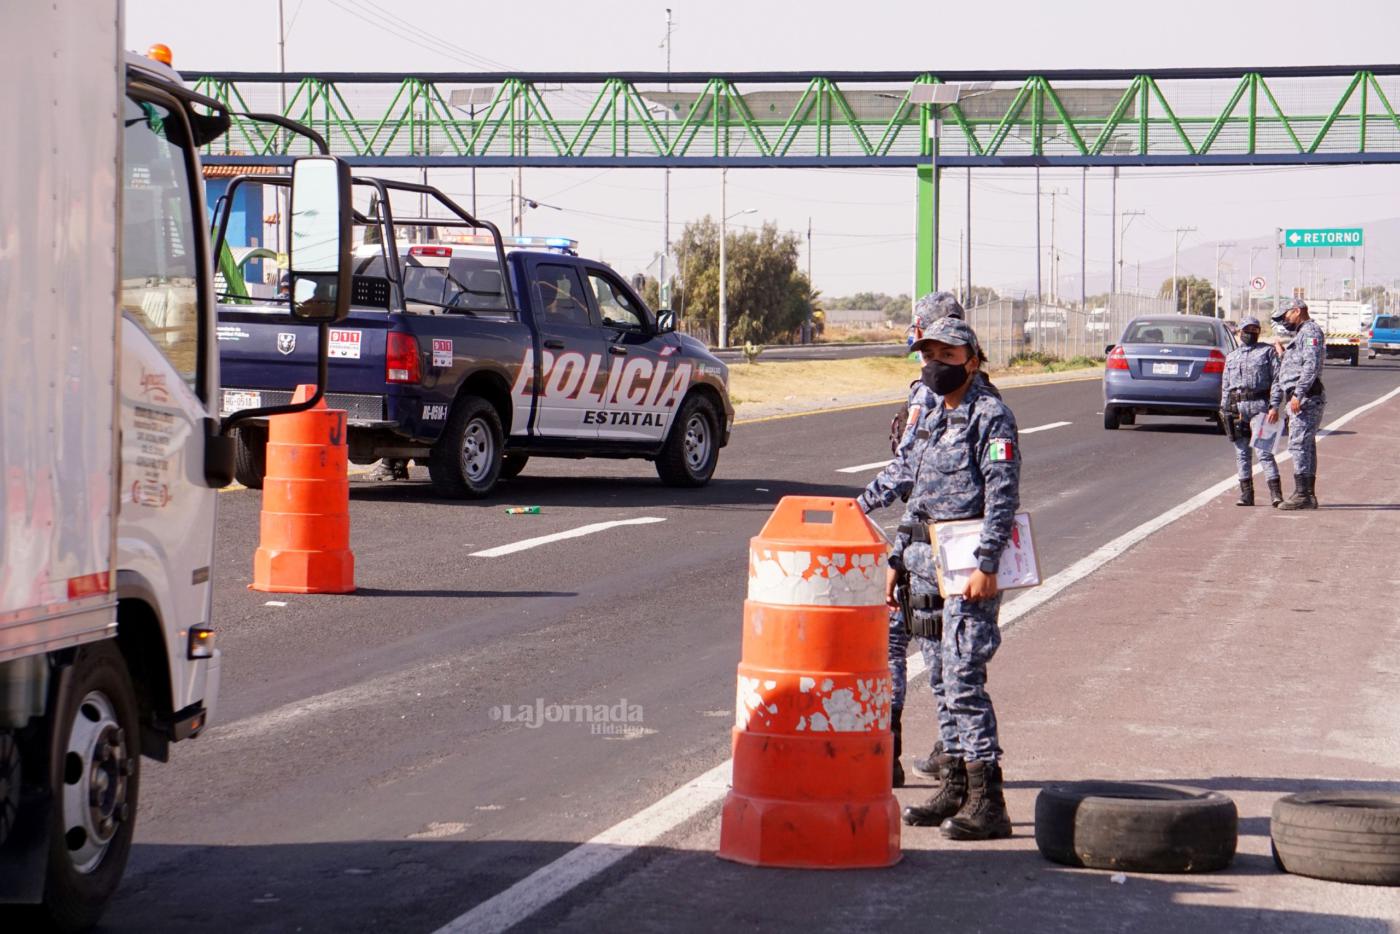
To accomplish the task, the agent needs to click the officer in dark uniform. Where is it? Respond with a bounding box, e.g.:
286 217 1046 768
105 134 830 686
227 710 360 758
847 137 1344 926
879 316 1020 840
1221 316 1282 506
1270 298 1327 509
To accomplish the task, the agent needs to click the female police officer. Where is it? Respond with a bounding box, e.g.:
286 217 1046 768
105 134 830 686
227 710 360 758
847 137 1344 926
881 315 1020 840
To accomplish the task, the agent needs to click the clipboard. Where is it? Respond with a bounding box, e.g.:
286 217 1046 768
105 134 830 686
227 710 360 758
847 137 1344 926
931 513 1041 596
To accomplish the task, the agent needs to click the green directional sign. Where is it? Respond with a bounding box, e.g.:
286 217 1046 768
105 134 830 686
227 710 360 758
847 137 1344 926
1283 227 1364 248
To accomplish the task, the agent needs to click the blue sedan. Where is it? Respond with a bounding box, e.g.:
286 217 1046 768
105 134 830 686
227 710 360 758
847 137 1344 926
1103 315 1236 431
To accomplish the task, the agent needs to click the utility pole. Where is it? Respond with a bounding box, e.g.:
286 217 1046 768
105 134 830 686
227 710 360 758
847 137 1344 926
1119 209 1144 297
1048 186 1068 304
1110 166 1118 296
275 0 288 266
806 216 812 284
1172 226 1197 313
1214 241 1235 318
957 229 964 301
720 168 727 347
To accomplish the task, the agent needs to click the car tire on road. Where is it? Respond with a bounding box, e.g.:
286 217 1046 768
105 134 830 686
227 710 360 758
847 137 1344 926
1271 791 1400 885
500 452 529 480
429 396 504 499
656 394 720 487
232 426 267 490
1035 781 1238 873
1103 406 1120 430
1120 409 1136 426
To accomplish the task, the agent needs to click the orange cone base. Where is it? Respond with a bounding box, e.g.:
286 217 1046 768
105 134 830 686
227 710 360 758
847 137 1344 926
717 792 901 869
250 547 356 594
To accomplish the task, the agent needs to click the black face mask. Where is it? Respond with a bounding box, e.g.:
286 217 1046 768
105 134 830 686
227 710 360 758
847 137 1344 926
1283 319 1301 333
922 358 971 395
1240 332 1259 346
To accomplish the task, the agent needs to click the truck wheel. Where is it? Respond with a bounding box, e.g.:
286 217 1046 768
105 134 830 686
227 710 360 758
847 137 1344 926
232 426 267 490
0 731 18 848
656 395 720 487
1103 406 1120 430
1271 791 1400 885
429 397 504 499
42 642 141 933
1350 349 1360 367
1035 781 1237 873
500 452 529 480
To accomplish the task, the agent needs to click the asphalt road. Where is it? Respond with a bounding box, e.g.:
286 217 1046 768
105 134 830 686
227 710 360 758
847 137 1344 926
108 356 1400 933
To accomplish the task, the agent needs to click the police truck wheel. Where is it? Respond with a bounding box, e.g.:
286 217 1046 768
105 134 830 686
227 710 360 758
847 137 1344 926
41 642 141 933
1103 406 1120 430
1035 781 1237 873
232 426 267 490
429 397 503 499
656 395 719 487
1271 792 1400 885
500 453 529 480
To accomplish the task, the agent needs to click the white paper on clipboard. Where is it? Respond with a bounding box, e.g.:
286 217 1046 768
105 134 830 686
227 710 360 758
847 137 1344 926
1249 412 1287 455
932 513 1041 595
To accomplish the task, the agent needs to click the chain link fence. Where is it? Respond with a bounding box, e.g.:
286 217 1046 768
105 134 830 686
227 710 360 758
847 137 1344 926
964 293 1176 368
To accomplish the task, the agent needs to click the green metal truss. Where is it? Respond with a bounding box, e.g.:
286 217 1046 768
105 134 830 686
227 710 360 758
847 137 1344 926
190 68 1400 166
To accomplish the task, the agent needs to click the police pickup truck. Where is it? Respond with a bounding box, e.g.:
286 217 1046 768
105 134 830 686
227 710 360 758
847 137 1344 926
213 177 731 497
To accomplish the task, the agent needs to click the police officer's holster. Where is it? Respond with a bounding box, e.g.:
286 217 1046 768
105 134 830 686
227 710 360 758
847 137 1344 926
896 523 943 641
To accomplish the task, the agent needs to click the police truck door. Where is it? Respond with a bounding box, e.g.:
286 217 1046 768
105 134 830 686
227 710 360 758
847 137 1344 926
524 260 610 438
586 267 681 443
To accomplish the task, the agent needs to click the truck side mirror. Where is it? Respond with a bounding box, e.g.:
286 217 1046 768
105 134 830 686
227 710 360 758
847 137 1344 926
656 309 677 333
288 156 353 323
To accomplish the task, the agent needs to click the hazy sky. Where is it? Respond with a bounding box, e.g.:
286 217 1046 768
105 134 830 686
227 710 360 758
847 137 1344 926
128 0 1400 301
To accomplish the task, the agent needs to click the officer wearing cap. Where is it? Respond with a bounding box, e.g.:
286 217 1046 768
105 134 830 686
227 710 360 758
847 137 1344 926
856 291 964 788
878 315 1020 840
1221 316 1283 506
1270 298 1326 509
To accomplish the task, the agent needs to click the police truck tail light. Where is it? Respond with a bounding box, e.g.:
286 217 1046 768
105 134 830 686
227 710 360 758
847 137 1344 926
1106 347 1128 370
1203 349 1226 374
386 333 421 384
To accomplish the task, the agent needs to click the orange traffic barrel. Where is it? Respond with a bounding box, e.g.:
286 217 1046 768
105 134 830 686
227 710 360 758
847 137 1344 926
250 384 355 594
718 496 899 868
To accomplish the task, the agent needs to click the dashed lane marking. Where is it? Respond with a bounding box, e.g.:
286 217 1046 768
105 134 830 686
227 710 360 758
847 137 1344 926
835 459 891 474
432 381 1400 934
1020 420 1072 434
469 517 667 558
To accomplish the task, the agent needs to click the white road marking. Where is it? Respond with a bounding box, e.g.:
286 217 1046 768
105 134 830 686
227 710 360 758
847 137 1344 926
429 381 1400 934
433 761 732 934
1020 420 1072 434
836 459 892 474
469 517 667 558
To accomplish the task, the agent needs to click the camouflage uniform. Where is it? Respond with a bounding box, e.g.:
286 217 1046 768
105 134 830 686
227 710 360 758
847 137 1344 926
884 330 1020 764
1221 331 1280 482
1271 315 1327 479
859 292 965 719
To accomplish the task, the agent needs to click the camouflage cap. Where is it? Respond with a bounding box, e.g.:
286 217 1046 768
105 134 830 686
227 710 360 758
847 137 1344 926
1271 297 1307 320
1239 315 1261 330
911 290 965 331
911 315 979 352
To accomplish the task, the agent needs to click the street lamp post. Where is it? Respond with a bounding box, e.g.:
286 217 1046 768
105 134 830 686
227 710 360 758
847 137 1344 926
718 168 756 348
1173 226 1197 313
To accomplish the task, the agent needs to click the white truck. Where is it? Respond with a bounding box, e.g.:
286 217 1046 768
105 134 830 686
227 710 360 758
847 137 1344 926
0 5 353 928
1303 298 1369 366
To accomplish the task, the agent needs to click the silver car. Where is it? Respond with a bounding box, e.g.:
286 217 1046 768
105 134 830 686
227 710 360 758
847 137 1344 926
1103 315 1236 431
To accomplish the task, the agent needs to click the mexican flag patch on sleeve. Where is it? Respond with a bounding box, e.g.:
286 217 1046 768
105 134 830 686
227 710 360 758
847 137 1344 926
988 439 1015 462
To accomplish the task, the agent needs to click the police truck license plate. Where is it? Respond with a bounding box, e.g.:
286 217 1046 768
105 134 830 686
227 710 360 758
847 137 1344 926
1151 362 1179 376
222 390 261 415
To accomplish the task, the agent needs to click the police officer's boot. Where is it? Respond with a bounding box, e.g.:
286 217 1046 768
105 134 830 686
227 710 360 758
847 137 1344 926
891 706 905 788
1279 473 1317 511
910 740 945 780
901 755 966 826
940 760 1013 841
1267 477 1285 508
1235 478 1254 506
